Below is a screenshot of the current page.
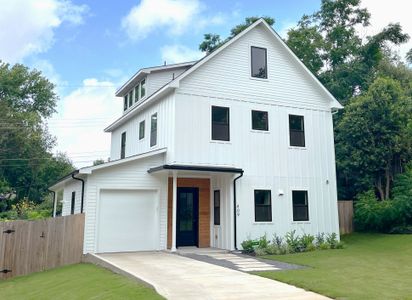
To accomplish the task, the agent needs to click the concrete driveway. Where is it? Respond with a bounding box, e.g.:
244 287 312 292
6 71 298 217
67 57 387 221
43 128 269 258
94 252 329 300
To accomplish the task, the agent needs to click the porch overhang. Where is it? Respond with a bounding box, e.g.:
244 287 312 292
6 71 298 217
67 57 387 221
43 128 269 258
147 164 244 174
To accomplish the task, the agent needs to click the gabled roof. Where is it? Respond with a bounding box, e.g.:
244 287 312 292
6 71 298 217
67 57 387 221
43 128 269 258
105 18 342 132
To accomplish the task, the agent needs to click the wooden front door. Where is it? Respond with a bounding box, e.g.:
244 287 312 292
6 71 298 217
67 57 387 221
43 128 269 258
176 187 199 247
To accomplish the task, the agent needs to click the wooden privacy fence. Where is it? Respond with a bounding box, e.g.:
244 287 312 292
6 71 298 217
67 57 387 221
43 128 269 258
338 200 354 234
0 213 85 279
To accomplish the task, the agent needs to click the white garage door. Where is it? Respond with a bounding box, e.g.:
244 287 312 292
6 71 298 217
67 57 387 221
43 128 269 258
97 189 157 253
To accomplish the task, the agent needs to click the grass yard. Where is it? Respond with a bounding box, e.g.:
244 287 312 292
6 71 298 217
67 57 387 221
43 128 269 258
0 263 163 300
258 233 412 300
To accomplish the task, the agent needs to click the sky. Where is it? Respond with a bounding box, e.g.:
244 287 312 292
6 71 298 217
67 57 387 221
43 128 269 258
0 0 411 168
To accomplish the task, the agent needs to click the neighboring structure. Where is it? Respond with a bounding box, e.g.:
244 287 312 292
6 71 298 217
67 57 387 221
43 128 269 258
50 19 343 254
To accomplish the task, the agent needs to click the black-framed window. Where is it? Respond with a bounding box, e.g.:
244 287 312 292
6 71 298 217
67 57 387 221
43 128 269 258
254 190 272 222
214 190 220 225
128 90 133 107
251 46 267 79
71 191 75 215
120 132 126 159
134 85 139 103
289 115 305 147
252 110 269 131
150 113 157 147
141 79 146 98
292 190 309 221
123 95 128 111
139 120 145 140
211 106 230 141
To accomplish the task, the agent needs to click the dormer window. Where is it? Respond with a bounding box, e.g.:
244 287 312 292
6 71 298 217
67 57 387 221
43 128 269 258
123 95 128 111
128 90 133 107
251 46 267 79
141 79 146 98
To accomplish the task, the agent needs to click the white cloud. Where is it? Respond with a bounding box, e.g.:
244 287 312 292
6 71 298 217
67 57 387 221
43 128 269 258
360 0 412 62
161 44 204 64
121 0 202 40
48 79 121 168
0 0 88 63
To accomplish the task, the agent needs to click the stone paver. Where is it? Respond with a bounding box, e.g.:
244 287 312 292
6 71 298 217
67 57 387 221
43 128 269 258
97 251 329 300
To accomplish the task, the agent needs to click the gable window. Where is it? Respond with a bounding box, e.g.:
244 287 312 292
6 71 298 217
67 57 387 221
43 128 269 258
251 46 267 79
120 132 126 159
128 90 133 108
71 191 75 215
252 110 269 131
289 115 305 147
150 113 157 147
254 190 272 222
211 106 230 141
134 85 139 103
292 190 309 221
139 120 145 140
141 79 146 98
214 190 220 226
123 95 128 111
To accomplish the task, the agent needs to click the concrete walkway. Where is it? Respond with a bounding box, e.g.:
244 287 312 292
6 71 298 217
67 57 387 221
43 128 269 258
96 252 329 300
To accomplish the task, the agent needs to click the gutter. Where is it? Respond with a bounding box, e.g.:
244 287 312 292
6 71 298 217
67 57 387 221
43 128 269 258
233 171 244 250
71 173 85 213
49 189 56 217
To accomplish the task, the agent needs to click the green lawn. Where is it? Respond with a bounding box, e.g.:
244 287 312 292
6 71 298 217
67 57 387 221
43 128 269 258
0 263 163 300
258 233 412 300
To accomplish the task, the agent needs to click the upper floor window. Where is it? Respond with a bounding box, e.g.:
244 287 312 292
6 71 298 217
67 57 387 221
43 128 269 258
121 132 126 159
141 79 146 98
251 46 267 79
289 115 305 147
123 95 128 111
128 90 133 108
211 106 230 141
254 190 272 222
134 85 139 103
292 190 309 221
71 191 76 215
214 190 220 226
252 110 269 131
150 113 157 147
139 120 145 140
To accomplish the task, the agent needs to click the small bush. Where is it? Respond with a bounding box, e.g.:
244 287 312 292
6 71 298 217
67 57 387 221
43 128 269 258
258 234 269 249
299 234 315 251
254 248 267 256
241 239 255 253
272 234 283 248
336 241 345 249
315 233 325 247
389 225 412 234
285 230 300 253
319 242 330 250
326 233 339 249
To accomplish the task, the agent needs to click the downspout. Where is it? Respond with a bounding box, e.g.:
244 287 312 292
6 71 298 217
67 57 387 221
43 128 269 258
49 189 56 217
71 173 85 213
233 171 244 250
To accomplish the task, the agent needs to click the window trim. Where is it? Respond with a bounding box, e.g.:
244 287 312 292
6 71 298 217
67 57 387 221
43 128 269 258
251 46 268 79
251 110 269 131
289 114 306 148
254 189 272 222
211 105 230 142
70 191 75 215
292 190 309 222
214 190 221 226
120 131 126 159
150 113 157 147
139 120 145 140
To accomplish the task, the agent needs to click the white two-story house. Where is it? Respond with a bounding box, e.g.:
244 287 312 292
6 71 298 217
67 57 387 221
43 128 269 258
50 19 343 254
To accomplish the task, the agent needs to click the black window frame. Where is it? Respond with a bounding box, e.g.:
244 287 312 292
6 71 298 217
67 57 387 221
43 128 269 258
120 131 126 159
123 95 128 111
211 106 230 141
254 189 272 222
150 113 157 147
292 190 309 221
251 46 268 79
289 114 305 147
128 90 133 108
70 191 75 215
134 85 139 103
141 79 146 98
251 110 269 131
139 120 145 140
214 190 220 226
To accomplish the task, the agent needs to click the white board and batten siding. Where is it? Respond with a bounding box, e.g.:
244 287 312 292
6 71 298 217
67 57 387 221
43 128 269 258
146 67 188 96
61 180 84 216
82 153 168 253
173 23 339 246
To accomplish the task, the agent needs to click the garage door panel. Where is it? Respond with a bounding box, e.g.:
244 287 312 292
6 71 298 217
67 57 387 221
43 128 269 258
98 190 157 252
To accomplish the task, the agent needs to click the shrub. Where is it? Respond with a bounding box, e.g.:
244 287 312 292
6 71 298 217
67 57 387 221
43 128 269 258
326 233 339 249
254 248 267 256
258 234 269 249
389 225 412 234
285 230 300 253
315 233 325 247
299 234 315 251
241 238 255 253
272 234 283 248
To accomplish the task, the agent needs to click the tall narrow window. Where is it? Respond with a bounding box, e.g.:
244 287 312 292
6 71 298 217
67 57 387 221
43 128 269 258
123 95 128 111
254 190 272 222
121 132 126 159
252 110 269 131
139 120 145 140
128 90 133 107
134 85 140 103
71 191 75 215
150 113 157 147
251 46 267 79
289 115 305 147
141 79 146 98
211 106 230 141
292 191 309 221
214 190 221 226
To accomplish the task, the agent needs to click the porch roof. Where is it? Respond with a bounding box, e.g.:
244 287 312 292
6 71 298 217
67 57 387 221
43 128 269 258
147 164 243 174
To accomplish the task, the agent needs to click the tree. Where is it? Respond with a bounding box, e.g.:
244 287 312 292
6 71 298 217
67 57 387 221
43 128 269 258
336 77 412 200
199 17 275 53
